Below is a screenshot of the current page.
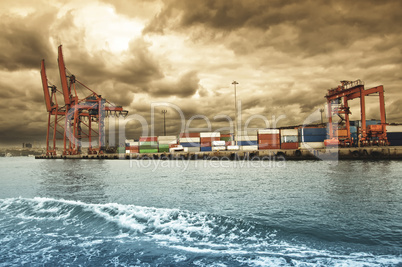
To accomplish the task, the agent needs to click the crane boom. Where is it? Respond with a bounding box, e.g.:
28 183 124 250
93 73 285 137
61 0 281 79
40 59 52 112
58 45 71 105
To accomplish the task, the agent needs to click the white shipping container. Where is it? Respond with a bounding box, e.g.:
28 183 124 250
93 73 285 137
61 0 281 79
281 135 298 143
227 145 240 151
125 139 135 143
128 142 139 146
157 135 177 141
158 140 178 145
179 137 201 143
187 147 200 153
386 125 402 133
125 150 130 154
258 129 280 134
169 145 184 152
200 132 221 138
212 146 226 151
212 140 226 146
280 129 298 136
240 145 258 151
237 135 258 141
299 142 325 149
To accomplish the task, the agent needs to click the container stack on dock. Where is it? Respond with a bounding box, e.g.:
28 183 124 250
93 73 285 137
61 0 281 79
179 133 201 152
200 132 220 152
299 127 327 149
280 129 299 149
238 130 258 151
158 136 177 153
386 125 402 146
258 129 280 150
139 136 158 153
125 139 139 153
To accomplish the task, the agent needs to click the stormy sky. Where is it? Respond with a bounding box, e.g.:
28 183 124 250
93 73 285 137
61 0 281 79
1 0 401 146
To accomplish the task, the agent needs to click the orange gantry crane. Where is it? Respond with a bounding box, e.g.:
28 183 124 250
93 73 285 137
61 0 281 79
41 45 128 156
325 80 387 146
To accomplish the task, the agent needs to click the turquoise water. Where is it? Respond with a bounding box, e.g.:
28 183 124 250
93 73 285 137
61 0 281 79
0 157 401 266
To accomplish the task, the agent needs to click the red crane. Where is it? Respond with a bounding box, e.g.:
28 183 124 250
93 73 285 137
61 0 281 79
325 80 387 147
41 45 128 156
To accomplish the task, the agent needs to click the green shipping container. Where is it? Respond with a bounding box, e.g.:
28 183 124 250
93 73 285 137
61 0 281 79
117 147 126 153
140 149 159 153
220 137 231 142
140 141 158 146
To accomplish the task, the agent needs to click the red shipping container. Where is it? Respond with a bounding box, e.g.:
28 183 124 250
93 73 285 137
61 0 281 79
258 139 280 145
200 142 212 147
179 132 200 138
259 144 280 150
225 141 232 146
220 134 231 138
200 137 220 143
258 134 280 141
169 144 179 148
139 136 157 142
280 142 298 149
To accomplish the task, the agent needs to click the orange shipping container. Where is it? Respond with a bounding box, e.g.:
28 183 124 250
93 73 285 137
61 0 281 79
200 142 212 147
200 137 220 143
280 142 298 149
180 133 200 138
258 144 280 150
258 139 280 145
258 134 280 141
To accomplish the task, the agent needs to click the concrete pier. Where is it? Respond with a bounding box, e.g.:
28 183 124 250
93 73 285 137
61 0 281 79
35 146 402 160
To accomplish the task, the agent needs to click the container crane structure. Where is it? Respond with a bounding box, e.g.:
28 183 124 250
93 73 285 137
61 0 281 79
41 45 128 156
325 80 387 146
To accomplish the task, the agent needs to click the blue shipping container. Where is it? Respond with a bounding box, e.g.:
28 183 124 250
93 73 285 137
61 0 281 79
300 127 327 136
387 132 402 140
350 126 357 133
389 139 402 146
180 142 201 147
200 147 212 151
302 135 327 142
237 141 258 146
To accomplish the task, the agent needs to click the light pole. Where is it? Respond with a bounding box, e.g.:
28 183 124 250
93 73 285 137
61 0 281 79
319 108 324 124
232 81 238 146
162 110 167 136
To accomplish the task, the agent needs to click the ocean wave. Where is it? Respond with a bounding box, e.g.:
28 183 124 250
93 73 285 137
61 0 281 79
0 197 401 266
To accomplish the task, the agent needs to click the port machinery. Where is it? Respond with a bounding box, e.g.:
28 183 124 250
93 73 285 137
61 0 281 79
325 80 388 147
41 45 128 156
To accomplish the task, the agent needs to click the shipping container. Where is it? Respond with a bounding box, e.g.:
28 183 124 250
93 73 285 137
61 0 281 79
200 132 221 138
117 147 125 153
237 135 258 141
139 141 158 146
200 147 212 152
258 129 280 134
280 129 298 136
220 136 232 142
139 149 159 153
179 132 200 138
139 136 157 142
238 140 258 146
258 139 280 145
301 135 327 142
388 139 402 146
180 142 201 147
240 145 258 151
212 146 226 151
157 135 177 141
281 142 299 149
368 125 383 132
158 144 170 153
227 145 240 151
186 147 201 153
201 142 212 147
158 140 178 145
335 129 348 137
212 140 226 146
299 142 325 149
387 132 402 140
258 133 280 141
258 144 280 150
281 135 298 143
350 126 357 133
386 125 402 133
299 127 327 136
200 137 220 143
179 137 201 143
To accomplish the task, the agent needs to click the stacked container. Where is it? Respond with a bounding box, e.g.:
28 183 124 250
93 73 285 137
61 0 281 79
212 140 226 151
258 129 280 150
200 132 220 152
139 136 158 153
386 125 402 146
280 129 298 149
158 136 177 153
237 130 258 151
299 127 327 149
220 134 233 146
179 133 201 152
125 140 139 153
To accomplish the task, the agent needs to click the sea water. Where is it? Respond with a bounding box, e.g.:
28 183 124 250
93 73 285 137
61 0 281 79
0 157 401 266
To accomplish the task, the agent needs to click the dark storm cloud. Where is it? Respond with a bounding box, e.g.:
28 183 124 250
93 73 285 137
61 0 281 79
145 0 402 56
0 12 55 71
148 70 199 97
